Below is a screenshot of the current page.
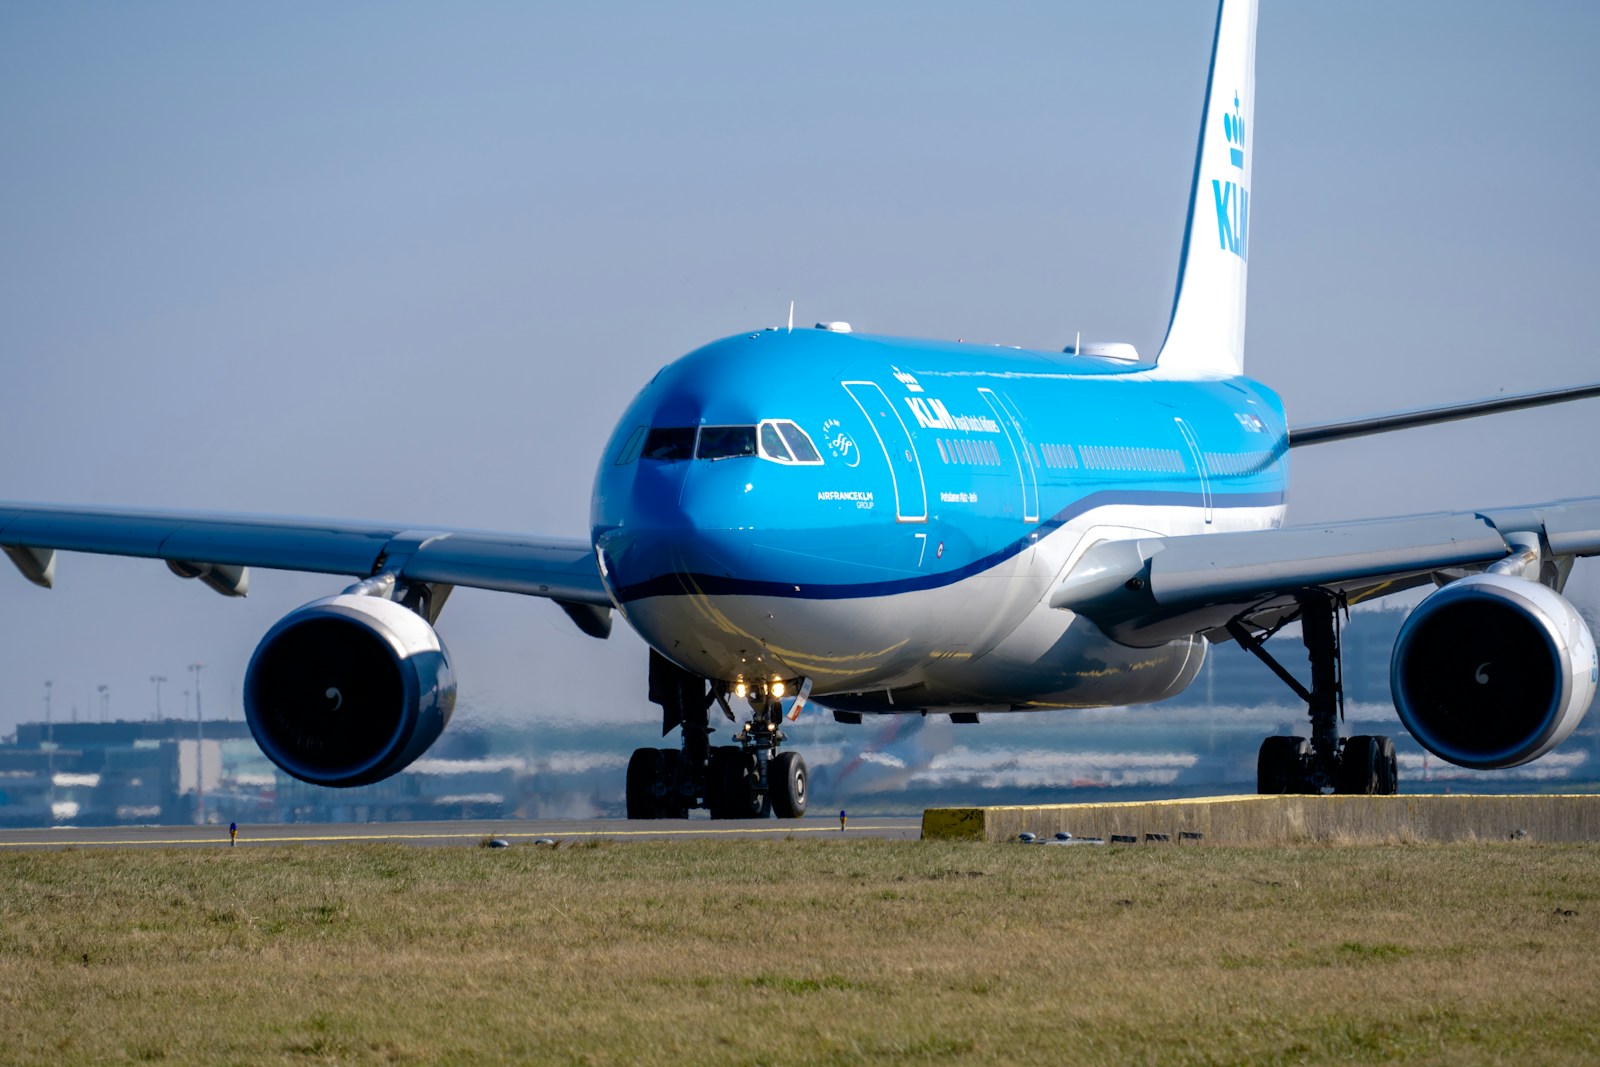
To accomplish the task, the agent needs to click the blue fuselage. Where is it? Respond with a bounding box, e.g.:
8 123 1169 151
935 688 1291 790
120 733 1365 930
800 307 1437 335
591 328 1288 712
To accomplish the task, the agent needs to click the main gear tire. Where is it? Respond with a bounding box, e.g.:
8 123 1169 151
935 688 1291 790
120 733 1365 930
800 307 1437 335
707 746 763 819
655 747 689 818
626 747 664 819
1337 735 1380 795
1374 735 1399 795
1257 735 1310 795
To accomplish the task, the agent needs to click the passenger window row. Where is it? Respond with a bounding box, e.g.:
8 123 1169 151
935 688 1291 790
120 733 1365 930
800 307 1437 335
936 437 1002 466
1040 443 1080 469
1078 444 1186 474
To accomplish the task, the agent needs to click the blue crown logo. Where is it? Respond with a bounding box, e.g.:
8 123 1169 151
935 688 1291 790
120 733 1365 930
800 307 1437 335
1222 91 1245 169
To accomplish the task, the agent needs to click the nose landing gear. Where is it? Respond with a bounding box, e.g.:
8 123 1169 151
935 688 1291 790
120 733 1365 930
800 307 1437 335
626 651 809 819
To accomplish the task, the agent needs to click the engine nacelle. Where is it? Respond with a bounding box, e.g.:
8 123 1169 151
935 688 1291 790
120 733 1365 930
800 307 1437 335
1391 574 1598 769
244 594 456 787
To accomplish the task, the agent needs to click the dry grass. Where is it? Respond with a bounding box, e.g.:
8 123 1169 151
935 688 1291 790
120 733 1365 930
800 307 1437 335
2 839 1599 1065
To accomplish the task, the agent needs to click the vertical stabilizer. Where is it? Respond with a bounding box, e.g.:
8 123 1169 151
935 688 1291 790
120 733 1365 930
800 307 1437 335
1156 0 1258 378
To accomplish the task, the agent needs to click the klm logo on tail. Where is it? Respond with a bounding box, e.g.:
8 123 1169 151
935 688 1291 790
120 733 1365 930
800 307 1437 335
1212 91 1248 259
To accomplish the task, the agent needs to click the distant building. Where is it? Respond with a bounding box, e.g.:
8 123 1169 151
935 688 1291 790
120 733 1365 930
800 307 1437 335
0 719 253 826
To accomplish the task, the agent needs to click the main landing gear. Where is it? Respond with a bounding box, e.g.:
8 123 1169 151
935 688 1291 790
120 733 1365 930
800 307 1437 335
1228 591 1399 796
625 651 808 820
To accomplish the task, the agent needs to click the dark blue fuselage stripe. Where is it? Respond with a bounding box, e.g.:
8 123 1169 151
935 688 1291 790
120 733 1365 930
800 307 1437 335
613 488 1283 603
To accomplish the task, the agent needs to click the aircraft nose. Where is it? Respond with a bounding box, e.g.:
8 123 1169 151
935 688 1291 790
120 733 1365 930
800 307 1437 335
596 462 756 602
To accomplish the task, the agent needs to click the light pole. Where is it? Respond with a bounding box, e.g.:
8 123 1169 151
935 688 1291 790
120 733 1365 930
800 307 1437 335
97 685 110 723
42 680 53 780
189 663 205 824
150 675 166 720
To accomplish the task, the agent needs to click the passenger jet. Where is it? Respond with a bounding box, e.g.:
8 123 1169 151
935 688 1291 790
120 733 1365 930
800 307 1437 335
6 0 1600 817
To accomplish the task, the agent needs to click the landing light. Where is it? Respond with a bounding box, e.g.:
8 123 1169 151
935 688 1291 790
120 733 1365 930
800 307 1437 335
735 682 747 698
772 681 786 698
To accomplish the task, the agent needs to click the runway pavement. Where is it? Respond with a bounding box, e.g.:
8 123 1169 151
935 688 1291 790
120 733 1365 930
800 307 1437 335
0 815 923 850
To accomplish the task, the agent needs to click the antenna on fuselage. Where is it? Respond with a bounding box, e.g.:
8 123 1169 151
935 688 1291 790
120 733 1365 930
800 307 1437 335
1074 330 1081 356
787 300 794 333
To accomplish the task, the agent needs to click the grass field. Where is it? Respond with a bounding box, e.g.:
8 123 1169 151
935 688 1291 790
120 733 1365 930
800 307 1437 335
2 839 1598 1065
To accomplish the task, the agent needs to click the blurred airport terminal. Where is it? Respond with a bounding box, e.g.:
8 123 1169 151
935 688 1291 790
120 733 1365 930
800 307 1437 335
3 607 1596 826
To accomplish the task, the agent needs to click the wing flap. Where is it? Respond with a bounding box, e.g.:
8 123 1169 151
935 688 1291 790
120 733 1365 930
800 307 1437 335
401 534 607 605
0 503 392 575
1482 498 1600 557
0 502 608 606
1151 513 1505 603
1048 502 1600 646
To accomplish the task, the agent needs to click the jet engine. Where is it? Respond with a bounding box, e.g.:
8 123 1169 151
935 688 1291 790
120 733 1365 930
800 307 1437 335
1391 574 1597 769
244 594 456 787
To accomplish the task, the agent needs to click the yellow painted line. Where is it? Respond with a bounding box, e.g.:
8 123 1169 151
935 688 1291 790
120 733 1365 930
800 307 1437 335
0 824 903 848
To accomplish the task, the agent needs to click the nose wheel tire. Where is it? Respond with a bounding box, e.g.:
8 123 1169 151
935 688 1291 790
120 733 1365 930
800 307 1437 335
770 751 808 818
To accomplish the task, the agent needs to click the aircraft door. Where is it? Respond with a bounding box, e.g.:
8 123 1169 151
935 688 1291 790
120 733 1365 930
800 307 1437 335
842 381 927 522
978 388 1039 523
1174 417 1214 524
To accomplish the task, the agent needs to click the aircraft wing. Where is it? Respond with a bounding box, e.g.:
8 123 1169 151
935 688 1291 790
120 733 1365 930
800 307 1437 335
1051 497 1600 646
1288 382 1600 448
0 501 611 632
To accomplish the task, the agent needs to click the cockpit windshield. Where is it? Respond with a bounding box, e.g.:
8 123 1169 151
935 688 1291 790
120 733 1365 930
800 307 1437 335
636 421 824 464
642 426 696 461
776 422 822 463
759 423 790 461
696 425 758 460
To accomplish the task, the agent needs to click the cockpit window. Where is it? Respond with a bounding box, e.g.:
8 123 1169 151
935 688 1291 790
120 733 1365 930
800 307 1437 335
642 426 697 461
776 421 822 463
614 425 647 466
696 425 758 460
641 421 824 465
759 422 792 462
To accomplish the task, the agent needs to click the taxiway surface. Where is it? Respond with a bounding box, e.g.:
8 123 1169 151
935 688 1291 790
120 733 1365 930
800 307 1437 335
0 815 923 850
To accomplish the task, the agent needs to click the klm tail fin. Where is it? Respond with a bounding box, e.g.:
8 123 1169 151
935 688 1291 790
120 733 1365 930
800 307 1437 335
1156 0 1258 378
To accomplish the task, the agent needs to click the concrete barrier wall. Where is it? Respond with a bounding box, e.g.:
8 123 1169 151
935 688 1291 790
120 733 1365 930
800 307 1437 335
921 794 1600 844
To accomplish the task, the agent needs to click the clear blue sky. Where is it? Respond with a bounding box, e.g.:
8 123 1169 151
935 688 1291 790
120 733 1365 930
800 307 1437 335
3 2 1597 733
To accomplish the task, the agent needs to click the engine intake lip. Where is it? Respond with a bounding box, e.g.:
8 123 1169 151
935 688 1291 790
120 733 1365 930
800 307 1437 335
245 596 454 787
1391 580 1568 770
